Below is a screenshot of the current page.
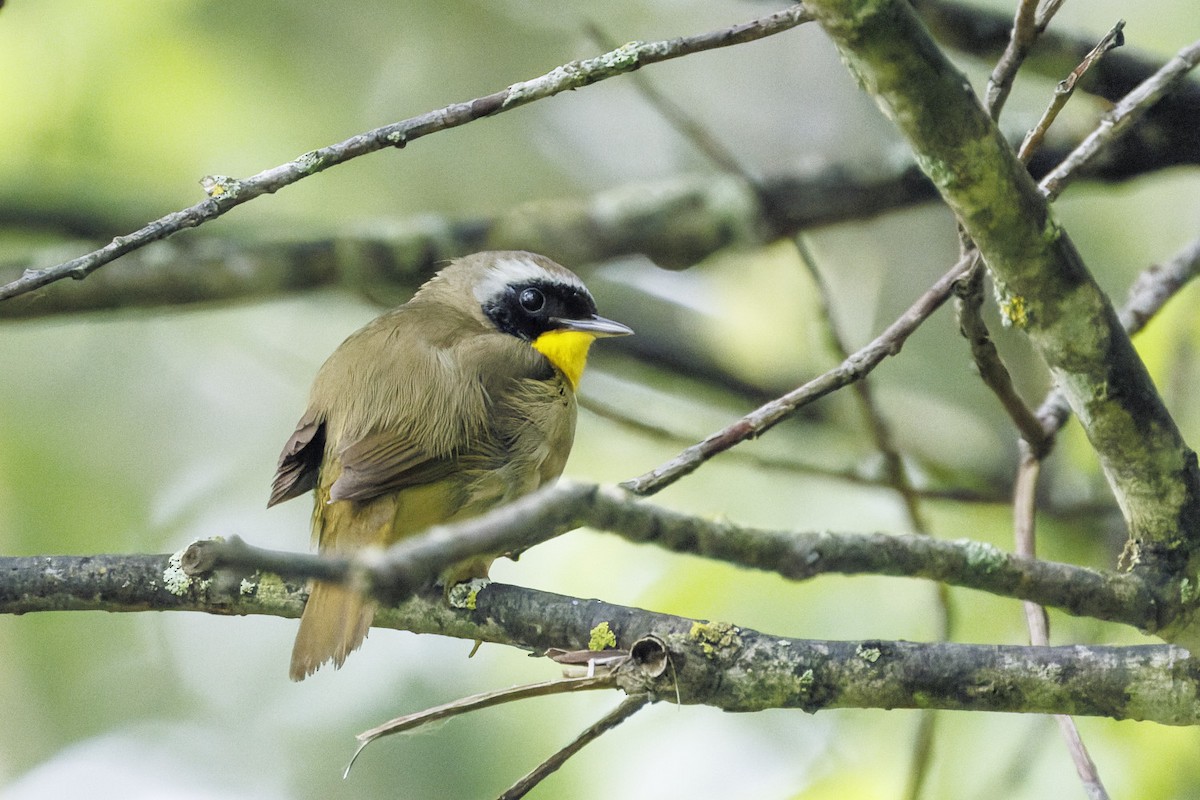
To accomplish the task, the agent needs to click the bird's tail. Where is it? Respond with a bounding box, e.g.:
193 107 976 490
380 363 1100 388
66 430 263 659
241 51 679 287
289 581 377 681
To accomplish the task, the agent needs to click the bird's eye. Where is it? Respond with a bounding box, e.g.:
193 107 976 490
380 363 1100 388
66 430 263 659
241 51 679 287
519 287 545 312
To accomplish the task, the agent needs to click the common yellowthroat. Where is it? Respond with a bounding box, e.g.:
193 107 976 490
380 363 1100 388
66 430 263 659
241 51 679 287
268 251 632 680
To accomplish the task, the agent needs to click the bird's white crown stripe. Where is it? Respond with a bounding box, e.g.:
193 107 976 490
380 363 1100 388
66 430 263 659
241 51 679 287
473 257 585 304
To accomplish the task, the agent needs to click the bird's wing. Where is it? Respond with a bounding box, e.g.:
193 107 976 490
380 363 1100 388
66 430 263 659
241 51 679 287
268 409 325 508
319 319 506 503
327 432 462 502
269 311 536 507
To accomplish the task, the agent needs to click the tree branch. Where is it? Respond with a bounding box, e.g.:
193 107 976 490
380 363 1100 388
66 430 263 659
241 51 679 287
1 134 1192 319
0 5 812 304
0 163 925 319
622 252 973 495
4 481 1161 630
0 552 1195 724
805 0 1200 568
4 53 1197 316
1040 34 1200 201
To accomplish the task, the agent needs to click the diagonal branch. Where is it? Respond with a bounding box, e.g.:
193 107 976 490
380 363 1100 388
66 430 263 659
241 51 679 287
622 252 973 495
496 695 652 800
1040 34 1200 201
0 5 812 304
70 480 1163 631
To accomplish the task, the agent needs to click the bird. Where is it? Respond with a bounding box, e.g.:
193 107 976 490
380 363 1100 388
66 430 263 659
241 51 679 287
267 251 632 680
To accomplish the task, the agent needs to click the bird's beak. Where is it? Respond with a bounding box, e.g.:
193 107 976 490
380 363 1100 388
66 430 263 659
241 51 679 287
551 315 633 338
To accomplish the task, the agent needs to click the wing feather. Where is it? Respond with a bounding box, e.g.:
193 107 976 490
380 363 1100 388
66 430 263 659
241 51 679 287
268 412 325 508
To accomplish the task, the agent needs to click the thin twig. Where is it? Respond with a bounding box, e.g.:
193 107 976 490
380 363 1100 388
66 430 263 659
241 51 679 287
984 0 1041 118
1041 34 1200 201
0 5 812 303
622 252 974 496
582 393 1009 503
1118 235 1200 337
959 2 1087 462
982 0 1068 120
1018 21 1126 164
1014 450 1049 640
584 21 757 181
1033 0 1068 32
346 674 616 776
954 254 1050 454
497 696 651 800
1013 446 1111 799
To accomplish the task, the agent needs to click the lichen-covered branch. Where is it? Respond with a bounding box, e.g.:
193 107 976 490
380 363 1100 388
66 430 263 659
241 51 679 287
0 6 812 304
1 553 1195 724
3 97 1197 316
805 0 1200 571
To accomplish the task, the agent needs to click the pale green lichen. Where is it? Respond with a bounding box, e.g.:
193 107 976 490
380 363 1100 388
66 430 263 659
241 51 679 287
588 621 618 651
448 578 490 610
296 150 325 172
163 545 214 596
593 41 642 71
689 621 741 657
856 644 881 663
199 175 241 198
1182 577 1196 605
797 668 815 693
1120 539 1142 570
251 572 290 605
959 538 1005 573
1035 662 1064 683
239 578 255 596
163 550 191 596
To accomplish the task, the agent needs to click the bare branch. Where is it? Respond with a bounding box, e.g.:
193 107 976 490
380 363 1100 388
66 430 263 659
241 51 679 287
0 6 812 304
622 253 973 495
583 394 1009 505
1037 233 1200 444
0 485 1164 630
1018 21 1126 164
1041 34 1200 201
1119 236 1200 337
0 162 934 319
348 673 621 779
497 696 652 800
983 0 1041 118
131 482 1172 630
1014 448 1111 799
954 255 1050 454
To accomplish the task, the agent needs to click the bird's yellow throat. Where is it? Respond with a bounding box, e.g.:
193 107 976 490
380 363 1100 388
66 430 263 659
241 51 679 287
532 330 596 390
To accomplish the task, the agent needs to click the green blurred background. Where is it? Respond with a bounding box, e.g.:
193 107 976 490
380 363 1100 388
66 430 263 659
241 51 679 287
2 1 1199 798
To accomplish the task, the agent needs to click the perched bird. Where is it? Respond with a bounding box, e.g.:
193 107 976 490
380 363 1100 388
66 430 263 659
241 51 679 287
268 251 632 680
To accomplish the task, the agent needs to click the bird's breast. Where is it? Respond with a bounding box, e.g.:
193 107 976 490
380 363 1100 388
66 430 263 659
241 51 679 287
484 373 578 496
